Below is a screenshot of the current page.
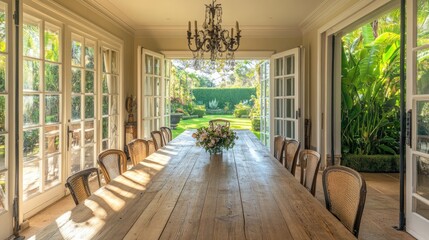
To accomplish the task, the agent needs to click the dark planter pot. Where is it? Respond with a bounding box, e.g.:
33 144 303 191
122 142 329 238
170 113 183 129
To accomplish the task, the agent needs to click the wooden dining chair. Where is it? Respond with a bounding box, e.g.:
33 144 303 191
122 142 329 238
209 119 230 129
65 167 101 205
299 150 321 196
322 166 367 237
97 149 127 184
148 139 156 155
160 126 172 144
273 135 285 164
284 139 301 176
127 139 150 166
151 130 164 150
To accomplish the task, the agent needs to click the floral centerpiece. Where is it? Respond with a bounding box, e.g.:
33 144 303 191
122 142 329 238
192 125 238 154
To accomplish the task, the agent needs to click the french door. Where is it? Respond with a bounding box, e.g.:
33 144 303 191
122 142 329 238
406 0 429 238
68 34 97 175
22 14 64 217
0 1 13 238
260 60 270 147
270 48 301 152
138 48 170 139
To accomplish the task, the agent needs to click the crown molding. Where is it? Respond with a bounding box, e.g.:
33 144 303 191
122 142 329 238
300 0 361 34
135 25 302 39
77 0 136 35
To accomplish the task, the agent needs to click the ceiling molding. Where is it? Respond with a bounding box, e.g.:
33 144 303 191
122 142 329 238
135 26 302 39
79 0 136 35
300 0 360 33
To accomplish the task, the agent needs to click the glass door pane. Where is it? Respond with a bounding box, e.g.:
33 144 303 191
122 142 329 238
270 48 300 151
22 15 63 217
101 48 120 150
69 36 97 174
407 0 429 238
259 60 270 147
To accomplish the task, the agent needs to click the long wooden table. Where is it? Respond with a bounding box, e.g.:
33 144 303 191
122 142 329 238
32 130 355 239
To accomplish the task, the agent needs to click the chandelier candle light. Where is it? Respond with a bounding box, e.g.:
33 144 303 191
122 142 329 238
187 0 241 65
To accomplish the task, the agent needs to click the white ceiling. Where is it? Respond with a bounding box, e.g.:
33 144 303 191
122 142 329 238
87 0 345 37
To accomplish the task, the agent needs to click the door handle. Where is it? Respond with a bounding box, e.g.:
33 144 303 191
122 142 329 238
406 109 412 147
67 125 73 150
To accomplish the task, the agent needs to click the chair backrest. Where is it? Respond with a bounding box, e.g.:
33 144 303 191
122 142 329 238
209 119 230 129
322 166 367 237
299 150 321 196
273 135 285 164
160 127 172 144
97 149 127 184
65 167 101 205
151 131 164 150
284 139 301 175
148 139 156 155
127 139 149 166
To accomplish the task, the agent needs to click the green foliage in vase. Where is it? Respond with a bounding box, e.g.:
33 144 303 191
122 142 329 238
341 9 401 155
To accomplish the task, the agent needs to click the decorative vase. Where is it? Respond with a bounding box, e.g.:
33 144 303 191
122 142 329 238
210 150 223 160
170 113 183 129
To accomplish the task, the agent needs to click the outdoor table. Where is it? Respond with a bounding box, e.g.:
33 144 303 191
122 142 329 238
31 130 355 239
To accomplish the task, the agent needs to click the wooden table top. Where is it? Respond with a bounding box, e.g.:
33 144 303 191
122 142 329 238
32 130 355 240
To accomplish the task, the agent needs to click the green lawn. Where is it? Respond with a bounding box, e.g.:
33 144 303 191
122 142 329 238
172 115 260 139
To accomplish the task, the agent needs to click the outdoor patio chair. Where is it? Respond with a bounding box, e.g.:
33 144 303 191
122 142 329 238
299 150 321 196
160 126 172 144
209 119 230 129
273 135 285 164
97 149 127 184
65 167 101 206
127 139 150 166
322 166 367 237
151 130 164 150
284 139 301 176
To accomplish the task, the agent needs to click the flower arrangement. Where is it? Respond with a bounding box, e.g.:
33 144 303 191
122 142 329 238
192 125 238 154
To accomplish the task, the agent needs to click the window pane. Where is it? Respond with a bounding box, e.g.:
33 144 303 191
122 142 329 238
44 28 60 62
23 128 40 159
44 125 59 154
44 154 60 189
102 96 108 115
85 70 94 93
23 95 40 126
0 171 6 211
45 63 59 92
71 40 82 66
23 160 40 200
102 117 108 139
23 22 40 58
416 48 429 94
71 68 81 93
0 135 5 170
71 96 81 120
0 95 6 132
83 145 94 169
23 60 40 91
45 95 59 123
111 50 118 74
84 120 94 144
85 46 95 69
417 0 429 46
85 95 94 119
102 74 108 93
417 101 429 153
0 5 7 52
0 55 6 92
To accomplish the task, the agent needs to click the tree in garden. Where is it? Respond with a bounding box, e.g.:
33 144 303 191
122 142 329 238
341 9 401 155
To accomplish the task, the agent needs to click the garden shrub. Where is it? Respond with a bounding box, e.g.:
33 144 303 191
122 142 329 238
192 87 256 109
251 117 261 131
234 103 251 118
341 154 399 172
193 105 206 118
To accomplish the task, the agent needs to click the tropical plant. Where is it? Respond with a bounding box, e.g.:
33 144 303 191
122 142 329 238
208 99 219 109
341 10 401 155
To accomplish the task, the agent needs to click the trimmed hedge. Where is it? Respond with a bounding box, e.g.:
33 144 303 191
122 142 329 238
341 154 400 172
251 118 260 131
192 87 256 109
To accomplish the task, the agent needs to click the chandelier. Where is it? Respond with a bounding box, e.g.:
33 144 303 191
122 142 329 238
187 0 241 66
